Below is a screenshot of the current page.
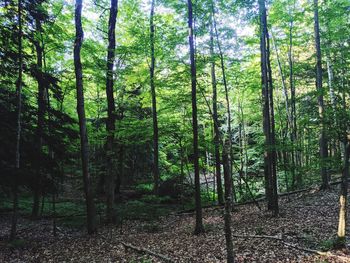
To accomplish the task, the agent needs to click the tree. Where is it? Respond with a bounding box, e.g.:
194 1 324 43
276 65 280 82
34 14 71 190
222 139 235 262
337 142 349 247
259 0 278 216
313 0 329 190
74 0 97 234
32 6 46 219
212 0 234 204
209 1 223 205
105 0 118 224
10 0 23 241
149 0 159 194
187 0 204 235
336 74 350 247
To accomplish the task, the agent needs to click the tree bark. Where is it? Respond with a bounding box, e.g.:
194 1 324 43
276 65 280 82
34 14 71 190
212 2 237 203
105 0 118 224
210 5 223 205
74 0 97 234
222 139 235 263
32 17 46 219
212 3 235 201
10 0 23 241
187 0 204 235
270 33 290 192
287 1 299 188
313 0 329 190
266 26 279 216
337 142 349 246
336 85 350 247
259 0 278 216
150 0 159 194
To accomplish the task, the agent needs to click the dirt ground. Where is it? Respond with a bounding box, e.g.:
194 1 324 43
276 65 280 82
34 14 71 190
1 187 350 262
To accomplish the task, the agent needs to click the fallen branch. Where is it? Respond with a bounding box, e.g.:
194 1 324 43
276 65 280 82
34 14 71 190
232 234 282 241
281 241 328 255
120 241 175 263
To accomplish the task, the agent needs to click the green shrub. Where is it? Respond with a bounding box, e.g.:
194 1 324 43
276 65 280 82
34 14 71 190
135 183 153 194
319 238 336 251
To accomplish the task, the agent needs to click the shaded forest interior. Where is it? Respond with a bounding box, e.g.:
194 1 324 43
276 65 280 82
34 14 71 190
0 0 350 262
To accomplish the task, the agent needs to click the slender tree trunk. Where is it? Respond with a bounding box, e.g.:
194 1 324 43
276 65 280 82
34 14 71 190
238 121 244 198
115 142 123 199
150 0 159 194
52 190 57 236
259 0 278 216
287 1 299 188
44 46 57 236
222 139 235 263
32 18 46 219
10 0 23 241
266 26 279 216
260 0 272 210
74 0 97 234
115 90 125 198
179 136 185 181
212 2 235 202
270 31 290 124
271 30 292 191
313 0 329 190
337 142 349 246
210 7 223 205
336 82 350 247
187 0 204 235
105 0 118 224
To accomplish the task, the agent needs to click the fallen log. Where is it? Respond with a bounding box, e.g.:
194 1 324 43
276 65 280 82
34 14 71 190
120 241 175 263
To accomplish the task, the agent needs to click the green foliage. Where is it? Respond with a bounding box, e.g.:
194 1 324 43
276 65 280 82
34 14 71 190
319 238 337 252
135 183 154 194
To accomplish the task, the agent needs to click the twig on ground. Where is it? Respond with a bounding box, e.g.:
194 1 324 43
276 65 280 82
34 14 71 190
120 241 175 263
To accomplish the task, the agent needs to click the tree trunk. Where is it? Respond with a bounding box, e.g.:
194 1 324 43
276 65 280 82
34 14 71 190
270 29 292 191
266 26 279 216
150 0 160 194
105 0 118 224
32 18 46 218
287 1 299 188
259 0 278 216
336 82 350 247
313 0 329 190
187 0 204 235
222 140 235 263
212 3 234 200
336 142 349 246
10 0 23 241
210 6 223 205
74 0 97 234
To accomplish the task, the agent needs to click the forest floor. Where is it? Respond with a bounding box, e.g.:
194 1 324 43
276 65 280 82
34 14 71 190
1 186 350 262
